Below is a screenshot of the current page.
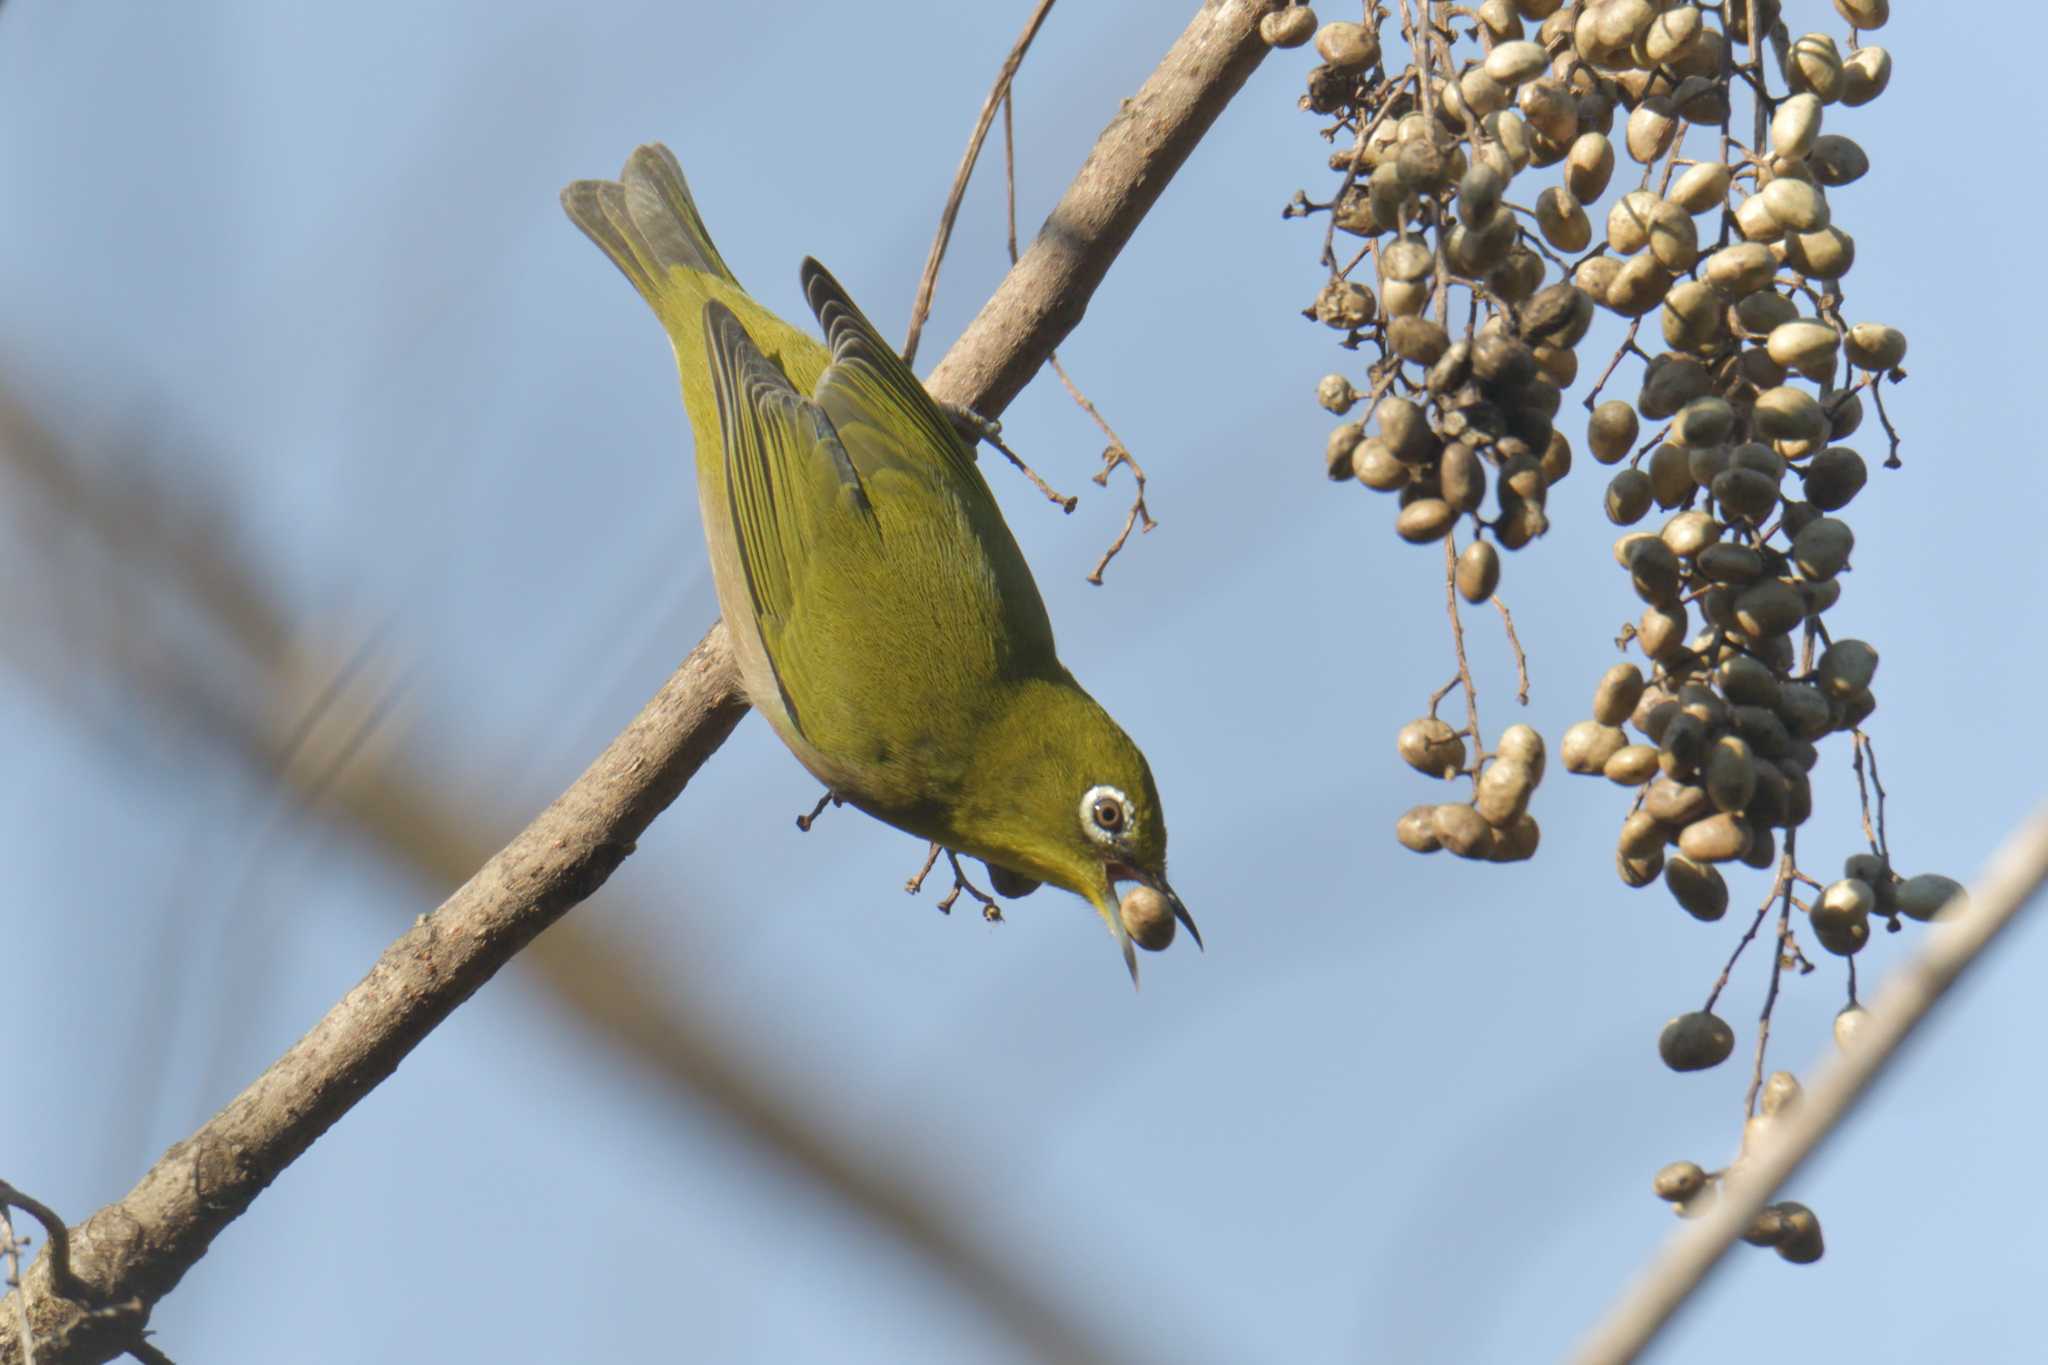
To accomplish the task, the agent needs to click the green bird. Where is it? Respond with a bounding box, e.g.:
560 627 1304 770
561 144 1197 980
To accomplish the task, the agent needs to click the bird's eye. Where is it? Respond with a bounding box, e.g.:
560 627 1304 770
1080 784 1131 845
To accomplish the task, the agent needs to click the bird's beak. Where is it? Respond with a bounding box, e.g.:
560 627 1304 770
1108 863 1204 952
1153 876 1204 952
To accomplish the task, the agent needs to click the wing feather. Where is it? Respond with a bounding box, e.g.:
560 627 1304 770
702 299 878 735
799 259 990 496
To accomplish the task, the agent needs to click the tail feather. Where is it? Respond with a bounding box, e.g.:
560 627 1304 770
561 143 735 306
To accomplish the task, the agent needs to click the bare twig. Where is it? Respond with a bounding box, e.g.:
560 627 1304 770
1425 672 1462 717
1582 320 1647 410
1492 595 1530 706
1003 93 1020 265
1745 845 1798 1118
999 93 1155 575
1441 533 1482 765
1704 893 1778 1014
1045 349 1155 583
1570 804 2048 1365
925 0 1286 417
1085 444 1157 585
902 0 1060 366
1851 730 1891 863
1869 373 1904 468
1044 353 1123 461
1318 75 1416 273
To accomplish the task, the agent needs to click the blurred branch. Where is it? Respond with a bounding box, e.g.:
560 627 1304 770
1 631 745 1365
1570 805 2048 1365
0 2 1289 1360
0 394 287 665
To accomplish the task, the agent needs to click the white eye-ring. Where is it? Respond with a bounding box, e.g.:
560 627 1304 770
1081 784 1132 846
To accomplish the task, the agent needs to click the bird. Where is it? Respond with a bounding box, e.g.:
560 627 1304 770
561 144 1196 981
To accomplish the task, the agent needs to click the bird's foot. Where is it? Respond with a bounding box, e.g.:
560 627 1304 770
939 401 1002 446
925 847 1003 925
794 789 842 831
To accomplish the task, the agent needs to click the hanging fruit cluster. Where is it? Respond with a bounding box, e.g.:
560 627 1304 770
1265 0 1966 1261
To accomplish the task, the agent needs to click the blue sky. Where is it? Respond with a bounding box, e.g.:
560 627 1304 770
2 3 2041 1362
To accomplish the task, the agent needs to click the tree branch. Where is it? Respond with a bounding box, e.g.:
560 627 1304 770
1570 804 2048 1365
0 2 1286 1360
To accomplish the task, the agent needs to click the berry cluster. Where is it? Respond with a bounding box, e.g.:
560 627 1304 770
1268 0 1962 1259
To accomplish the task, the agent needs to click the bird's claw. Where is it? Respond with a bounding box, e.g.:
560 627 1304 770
940 401 1002 446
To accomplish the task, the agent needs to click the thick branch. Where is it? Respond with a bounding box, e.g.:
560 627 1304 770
1570 804 2048 1365
1 3 1285 1360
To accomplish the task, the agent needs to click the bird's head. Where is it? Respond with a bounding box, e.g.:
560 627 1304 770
954 679 1198 982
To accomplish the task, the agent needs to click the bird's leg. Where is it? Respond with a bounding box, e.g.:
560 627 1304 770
936 849 1004 924
794 788 842 832
938 402 1077 511
938 401 1001 446
904 841 945 896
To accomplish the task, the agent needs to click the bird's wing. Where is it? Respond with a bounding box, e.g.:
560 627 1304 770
798 259 1056 670
799 258 992 500
702 262 1059 803
702 298 880 738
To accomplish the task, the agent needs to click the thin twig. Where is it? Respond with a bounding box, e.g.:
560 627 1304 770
1582 320 1647 410
997 115 1156 577
1851 730 1891 863
1085 442 1157 585
1869 373 1904 468
1746 832 1800 1118
1319 73 1417 273
1426 672 1462 717
1492 595 1530 705
1003 92 1019 265
1043 351 1121 453
926 3 1282 419
1441 533 1482 766
1704 893 1778 1014
1570 803 2048 1365
901 0 1059 366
